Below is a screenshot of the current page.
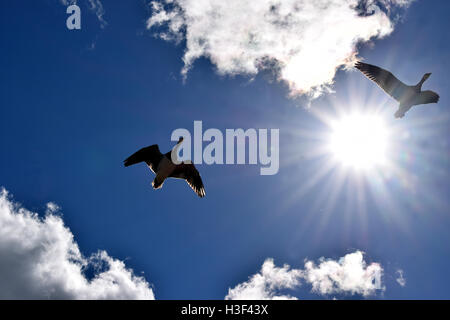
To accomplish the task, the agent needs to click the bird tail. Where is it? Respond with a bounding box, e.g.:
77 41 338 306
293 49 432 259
152 178 164 189
395 110 405 118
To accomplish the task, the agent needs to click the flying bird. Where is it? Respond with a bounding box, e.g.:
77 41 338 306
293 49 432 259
355 61 439 118
124 138 205 198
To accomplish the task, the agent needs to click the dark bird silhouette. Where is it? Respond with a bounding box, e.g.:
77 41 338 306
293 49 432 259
124 138 205 198
355 61 439 118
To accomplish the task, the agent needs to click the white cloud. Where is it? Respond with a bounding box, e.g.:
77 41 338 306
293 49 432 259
147 0 413 97
303 251 384 296
87 0 107 28
226 251 385 300
0 188 154 299
225 259 302 300
396 269 406 287
60 0 76 5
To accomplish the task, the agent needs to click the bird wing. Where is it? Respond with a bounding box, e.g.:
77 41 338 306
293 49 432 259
355 61 409 102
170 163 206 198
415 90 440 105
123 145 163 173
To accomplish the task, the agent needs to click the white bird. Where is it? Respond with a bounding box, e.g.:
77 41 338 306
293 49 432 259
124 138 205 198
355 61 439 118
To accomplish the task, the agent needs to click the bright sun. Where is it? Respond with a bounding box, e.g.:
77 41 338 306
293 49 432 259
328 113 389 170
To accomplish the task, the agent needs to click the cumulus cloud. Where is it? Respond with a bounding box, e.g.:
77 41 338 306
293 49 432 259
225 259 302 300
303 250 384 296
0 188 154 299
226 251 384 300
147 0 413 97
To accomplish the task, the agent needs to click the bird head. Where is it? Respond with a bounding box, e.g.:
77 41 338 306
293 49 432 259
178 137 184 144
424 73 432 80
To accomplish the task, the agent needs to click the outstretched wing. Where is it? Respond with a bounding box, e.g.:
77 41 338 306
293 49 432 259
355 61 409 102
415 90 440 105
170 163 206 198
124 145 163 173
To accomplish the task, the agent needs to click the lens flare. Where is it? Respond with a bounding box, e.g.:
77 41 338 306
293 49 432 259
328 113 389 170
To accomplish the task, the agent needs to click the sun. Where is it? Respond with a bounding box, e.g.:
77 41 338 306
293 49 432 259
328 113 389 170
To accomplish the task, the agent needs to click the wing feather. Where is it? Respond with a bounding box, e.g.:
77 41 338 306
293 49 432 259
355 61 409 102
124 145 163 172
170 163 206 198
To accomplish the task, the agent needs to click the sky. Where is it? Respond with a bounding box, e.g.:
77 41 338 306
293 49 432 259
0 0 449 299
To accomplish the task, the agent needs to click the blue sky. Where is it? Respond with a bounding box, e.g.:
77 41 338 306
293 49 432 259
0 0 449 299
